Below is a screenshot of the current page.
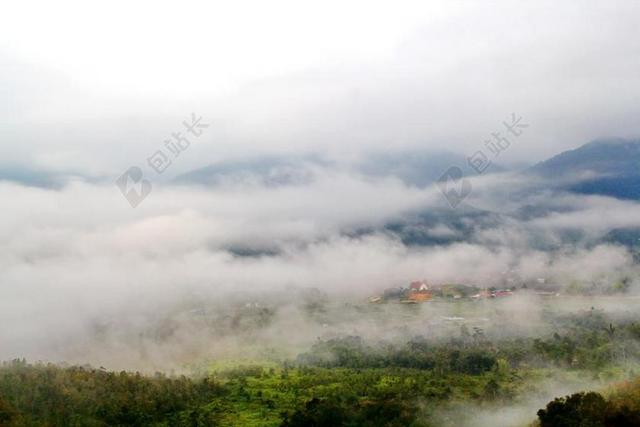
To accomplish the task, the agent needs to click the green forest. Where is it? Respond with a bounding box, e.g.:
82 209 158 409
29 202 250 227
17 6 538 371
2 307 640 426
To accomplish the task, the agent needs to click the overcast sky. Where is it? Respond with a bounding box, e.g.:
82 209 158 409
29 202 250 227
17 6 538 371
1 0 640 177
3 1 640 365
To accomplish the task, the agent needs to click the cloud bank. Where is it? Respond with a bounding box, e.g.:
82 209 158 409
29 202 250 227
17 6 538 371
2 168 640 368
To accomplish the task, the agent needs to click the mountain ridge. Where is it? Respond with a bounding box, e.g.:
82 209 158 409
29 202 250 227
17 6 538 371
528 137 640 199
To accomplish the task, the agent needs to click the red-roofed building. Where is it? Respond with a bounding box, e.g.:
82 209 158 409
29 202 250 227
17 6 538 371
409 280 430 292
493 289 513 298
407 280 432 302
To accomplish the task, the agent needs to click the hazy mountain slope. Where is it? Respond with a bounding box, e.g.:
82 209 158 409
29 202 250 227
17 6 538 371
529 138 640 199
173 150 506 189
173 155 321 187
0 166 77 188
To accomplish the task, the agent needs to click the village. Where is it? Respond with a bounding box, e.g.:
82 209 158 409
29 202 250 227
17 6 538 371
367 279 560 304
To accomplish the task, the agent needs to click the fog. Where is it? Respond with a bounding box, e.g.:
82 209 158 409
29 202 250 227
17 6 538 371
432 374 614 427
1 164 640 370
4 3 640 426
2 1 640 176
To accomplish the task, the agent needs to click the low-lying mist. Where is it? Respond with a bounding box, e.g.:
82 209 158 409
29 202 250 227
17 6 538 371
2 167 640 370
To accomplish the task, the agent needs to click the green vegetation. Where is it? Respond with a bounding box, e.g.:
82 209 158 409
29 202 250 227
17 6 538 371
537 391 640 427
296 308 640 373
0 360 224 426
0 360 543 426
537 377 640 426
2 308 640 426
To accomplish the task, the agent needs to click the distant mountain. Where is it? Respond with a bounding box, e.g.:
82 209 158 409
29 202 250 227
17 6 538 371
529 138 640 199
173 150 506 189
171 139 640 252
354 149 505 187
173 155 322 187
0 166 78 189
